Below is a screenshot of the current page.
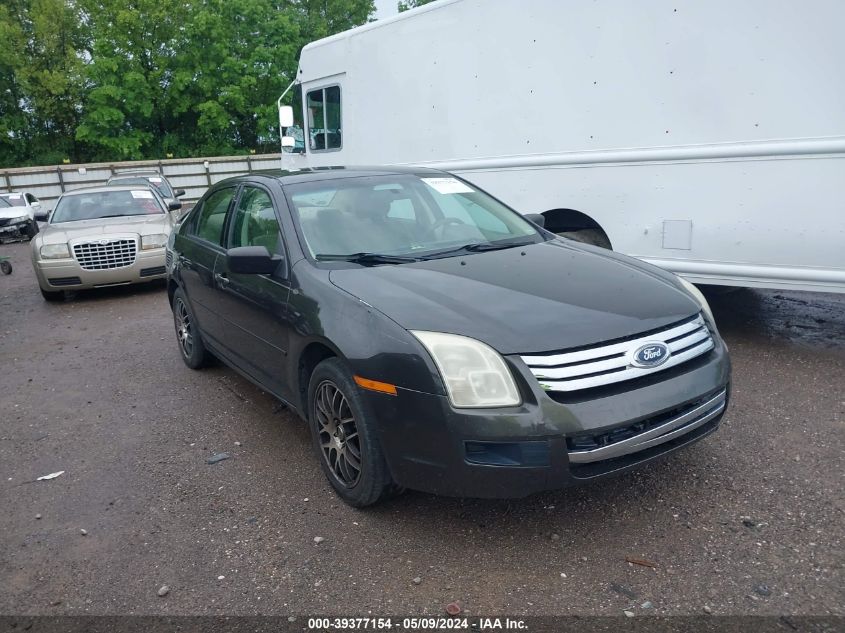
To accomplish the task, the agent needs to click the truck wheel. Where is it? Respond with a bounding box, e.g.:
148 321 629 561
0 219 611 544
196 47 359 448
172 288 212 369
40 288 64 301
1 260 12 275
557 228 611 249
307 358 398 507
24 221 38 239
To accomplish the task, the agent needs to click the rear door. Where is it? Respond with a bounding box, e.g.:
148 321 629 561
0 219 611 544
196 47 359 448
212 184 293 398
174 186 238 348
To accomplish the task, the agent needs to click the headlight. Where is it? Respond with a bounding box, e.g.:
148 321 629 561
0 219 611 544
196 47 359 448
40 244 71 259
141 233 168 250
678 276 715 325
10 215 29 224
411 331 521 408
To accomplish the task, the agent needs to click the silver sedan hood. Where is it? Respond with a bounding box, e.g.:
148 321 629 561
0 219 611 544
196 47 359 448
38 214 172 246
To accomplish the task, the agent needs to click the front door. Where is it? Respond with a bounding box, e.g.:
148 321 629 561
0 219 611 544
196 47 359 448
212 185 293 399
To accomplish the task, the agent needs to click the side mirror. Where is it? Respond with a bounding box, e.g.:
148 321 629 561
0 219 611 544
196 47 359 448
524 213 545 228
31 201 41 208
167 199 183 211
174 188 186 198
281 136 296 149
34 209 50 222
227 246 283 275
278 105 294 128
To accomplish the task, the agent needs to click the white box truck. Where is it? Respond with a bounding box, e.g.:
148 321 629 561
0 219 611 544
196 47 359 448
281 0 845 293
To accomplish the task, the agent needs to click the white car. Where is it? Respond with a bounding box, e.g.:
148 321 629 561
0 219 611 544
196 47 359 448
0 192 40 240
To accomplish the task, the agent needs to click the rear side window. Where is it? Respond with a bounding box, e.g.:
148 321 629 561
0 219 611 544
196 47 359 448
193 187 236 245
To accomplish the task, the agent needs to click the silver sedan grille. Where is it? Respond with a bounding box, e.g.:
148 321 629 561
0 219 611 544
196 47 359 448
73 239 137 271
520 314 714 393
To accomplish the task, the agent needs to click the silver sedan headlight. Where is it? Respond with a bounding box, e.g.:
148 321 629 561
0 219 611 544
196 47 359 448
411 331 521 408
141 234 168 250
40 244 71 259
678 276 715 325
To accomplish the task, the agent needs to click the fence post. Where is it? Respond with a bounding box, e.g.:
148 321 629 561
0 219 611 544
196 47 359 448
56 166 66 192
204 161 212 187
1 172 11 193
247 155 252 172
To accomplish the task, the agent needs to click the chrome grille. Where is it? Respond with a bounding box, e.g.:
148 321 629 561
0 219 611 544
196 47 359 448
520 314 714 393
73 239 137 270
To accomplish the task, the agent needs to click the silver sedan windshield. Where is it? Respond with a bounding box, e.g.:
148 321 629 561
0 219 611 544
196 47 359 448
51 190 165 223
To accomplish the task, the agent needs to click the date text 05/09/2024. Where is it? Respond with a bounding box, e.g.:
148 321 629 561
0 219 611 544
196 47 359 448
306 618 528 630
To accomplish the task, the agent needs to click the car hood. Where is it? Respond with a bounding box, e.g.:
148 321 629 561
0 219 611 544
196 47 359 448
328 240 700 354
39 214 171 245
0 207 28 220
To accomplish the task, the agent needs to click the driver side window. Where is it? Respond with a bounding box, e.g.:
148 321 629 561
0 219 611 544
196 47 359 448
229 187 283 256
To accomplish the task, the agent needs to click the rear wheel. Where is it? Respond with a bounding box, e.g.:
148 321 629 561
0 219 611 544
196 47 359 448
40 287 64 301
557 228 612 249
307 358 397 507
172 288 212 369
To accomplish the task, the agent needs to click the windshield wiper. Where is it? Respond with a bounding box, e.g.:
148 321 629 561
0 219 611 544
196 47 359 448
315 252 419 265
418 238 536 260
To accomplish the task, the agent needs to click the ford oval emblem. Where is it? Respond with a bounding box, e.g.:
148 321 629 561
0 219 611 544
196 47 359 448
631 342 671 368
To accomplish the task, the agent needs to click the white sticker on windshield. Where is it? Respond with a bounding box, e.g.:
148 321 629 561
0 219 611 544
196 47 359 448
148 177 162 183
131 190 154 199
10 193 22 199
421 177 475 195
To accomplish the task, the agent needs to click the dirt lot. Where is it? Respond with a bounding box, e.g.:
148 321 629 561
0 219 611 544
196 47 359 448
0 238 843 618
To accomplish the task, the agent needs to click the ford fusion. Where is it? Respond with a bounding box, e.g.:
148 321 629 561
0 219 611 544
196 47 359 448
166 167 731 506
31 186 179 301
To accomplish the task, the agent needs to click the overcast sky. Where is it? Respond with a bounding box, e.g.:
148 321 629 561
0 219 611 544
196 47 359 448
374 0 399 19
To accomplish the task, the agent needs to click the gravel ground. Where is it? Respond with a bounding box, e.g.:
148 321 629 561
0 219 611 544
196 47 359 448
0 239 842 618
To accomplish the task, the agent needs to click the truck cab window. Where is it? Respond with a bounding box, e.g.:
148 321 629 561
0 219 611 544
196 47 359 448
307 86 342 151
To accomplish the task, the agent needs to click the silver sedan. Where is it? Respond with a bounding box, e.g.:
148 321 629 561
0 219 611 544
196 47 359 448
30 185 181 301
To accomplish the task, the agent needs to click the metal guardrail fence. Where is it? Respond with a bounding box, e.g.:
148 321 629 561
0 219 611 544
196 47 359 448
0 153 285 210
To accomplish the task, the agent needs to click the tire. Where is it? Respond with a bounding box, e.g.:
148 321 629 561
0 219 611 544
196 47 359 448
24 221 38 240
0 260 11 275
307 358 396 507
172 287 212 369
557 228 611 249
40 287 64 301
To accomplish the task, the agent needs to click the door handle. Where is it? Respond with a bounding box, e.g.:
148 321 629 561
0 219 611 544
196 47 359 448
214 272 230 286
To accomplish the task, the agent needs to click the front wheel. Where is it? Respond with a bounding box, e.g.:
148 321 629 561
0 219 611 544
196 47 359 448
40 287 64 301
24 221 38 239
307 358 397 507
0 260 11 275
172 288 212 369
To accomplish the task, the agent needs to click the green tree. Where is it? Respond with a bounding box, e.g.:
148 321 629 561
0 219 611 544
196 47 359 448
0 0 88 165
398 0 437 12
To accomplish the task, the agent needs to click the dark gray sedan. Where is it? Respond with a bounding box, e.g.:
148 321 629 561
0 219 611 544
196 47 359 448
166 167 730 506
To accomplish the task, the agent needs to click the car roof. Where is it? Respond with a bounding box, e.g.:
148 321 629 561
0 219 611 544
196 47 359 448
218 165 447 187
110 169 162 176
61 185 160 196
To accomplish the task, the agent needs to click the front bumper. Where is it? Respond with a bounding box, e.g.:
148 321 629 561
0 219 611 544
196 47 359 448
33 248 167 291
0 219 34 240
366 339 731 498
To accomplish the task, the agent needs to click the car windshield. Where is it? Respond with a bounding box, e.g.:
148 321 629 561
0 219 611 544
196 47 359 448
1 194 25 207
0 197 11 208
286 175 542 261
50 190 165 223
110 176 173 198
